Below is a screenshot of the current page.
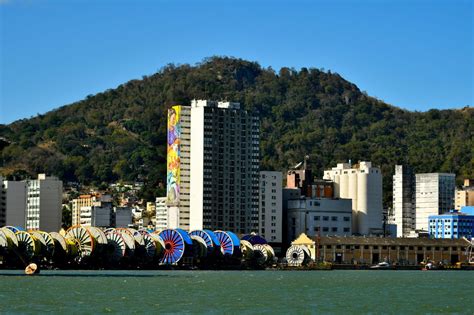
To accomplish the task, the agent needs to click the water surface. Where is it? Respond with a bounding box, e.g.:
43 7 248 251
0 270 472 314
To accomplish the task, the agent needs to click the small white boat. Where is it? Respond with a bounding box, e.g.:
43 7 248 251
370 261 391 269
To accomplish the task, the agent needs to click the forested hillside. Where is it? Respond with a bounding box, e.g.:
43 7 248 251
1 57 473 206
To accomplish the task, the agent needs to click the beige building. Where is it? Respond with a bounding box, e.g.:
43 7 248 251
71 195 94 226
455 179 474 211
291 233 471 265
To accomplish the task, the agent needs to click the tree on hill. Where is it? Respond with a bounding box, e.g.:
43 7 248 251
1 56 473 207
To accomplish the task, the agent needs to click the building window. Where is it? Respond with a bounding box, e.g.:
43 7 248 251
314 216 320 221
323 216 329 221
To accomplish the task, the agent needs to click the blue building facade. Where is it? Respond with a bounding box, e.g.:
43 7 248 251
429 208 474 239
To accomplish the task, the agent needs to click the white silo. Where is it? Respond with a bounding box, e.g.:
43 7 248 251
356 172 369 234
324 161 383 235
349 171 359 233
340 173 349 198
366 168 383 234
333 174 340 197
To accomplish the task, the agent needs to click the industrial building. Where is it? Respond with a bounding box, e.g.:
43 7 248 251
286 198 352 241
286 160 334 199
259 171 283 243
429 207 474 239
415 173 455 232
166 100 260 234
290 233 472 265
323 161 383 235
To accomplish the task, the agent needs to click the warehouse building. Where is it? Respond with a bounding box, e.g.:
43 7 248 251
291 233 471 265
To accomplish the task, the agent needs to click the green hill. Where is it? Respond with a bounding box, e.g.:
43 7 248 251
1 57 473 206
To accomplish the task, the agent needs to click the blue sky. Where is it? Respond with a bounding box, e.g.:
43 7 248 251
0 0 472 124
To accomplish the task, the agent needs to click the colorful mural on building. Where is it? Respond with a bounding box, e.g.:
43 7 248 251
167 105 181 205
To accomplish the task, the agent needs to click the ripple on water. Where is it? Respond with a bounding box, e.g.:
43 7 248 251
0 270 473 313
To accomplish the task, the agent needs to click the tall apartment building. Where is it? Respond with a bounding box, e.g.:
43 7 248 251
415 173 455 231
25 174 63 231
259 171 282 243
392 165 416 237
166 100 260 233
2 180 27 227
71 195 94 226
323 161 383 235
455 179 474 211
155 197 168 230
75 195 113 226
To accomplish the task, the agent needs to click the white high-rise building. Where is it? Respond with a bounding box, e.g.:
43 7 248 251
323 161 383 235
259 171 282 242
166 100 260 233
155 197 168 230
415 173 455 232
392 165 415 237
25 174 63 231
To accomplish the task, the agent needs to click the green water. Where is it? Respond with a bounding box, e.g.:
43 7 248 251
0 270 473 314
